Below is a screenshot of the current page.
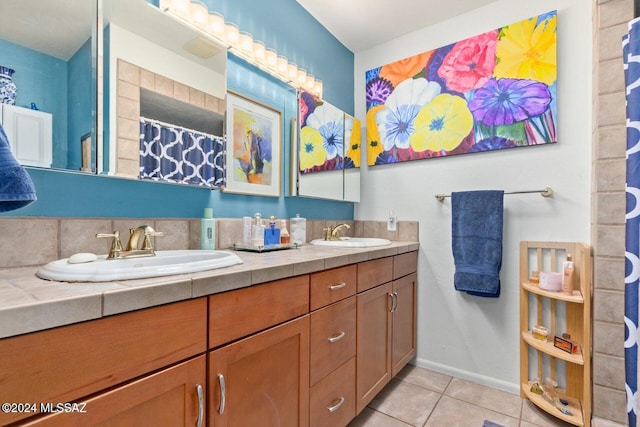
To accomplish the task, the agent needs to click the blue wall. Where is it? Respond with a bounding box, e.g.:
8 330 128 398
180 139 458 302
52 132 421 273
0 40 69 168
4 0 355 220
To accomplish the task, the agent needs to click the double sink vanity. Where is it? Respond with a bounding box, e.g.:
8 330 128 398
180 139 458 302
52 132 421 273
0 232 418 426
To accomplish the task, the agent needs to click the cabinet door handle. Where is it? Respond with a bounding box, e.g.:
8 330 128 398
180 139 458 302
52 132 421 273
327 396 345 413
217 373 226 415
329 282 347 291
196 384 204 427
327 331 346 343
392 292 399 312
388 293 394 312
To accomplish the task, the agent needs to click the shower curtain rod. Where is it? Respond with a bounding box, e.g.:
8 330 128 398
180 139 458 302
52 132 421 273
140 116 221 140
434 187 553 202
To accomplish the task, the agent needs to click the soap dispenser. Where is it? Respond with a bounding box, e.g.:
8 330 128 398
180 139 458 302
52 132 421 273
264 216 281 246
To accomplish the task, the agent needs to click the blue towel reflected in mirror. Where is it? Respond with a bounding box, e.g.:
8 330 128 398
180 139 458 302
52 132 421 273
451 190 504 298
0 122 36 212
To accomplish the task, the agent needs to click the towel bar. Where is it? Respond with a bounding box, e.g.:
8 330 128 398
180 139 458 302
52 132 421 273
435 187 553 202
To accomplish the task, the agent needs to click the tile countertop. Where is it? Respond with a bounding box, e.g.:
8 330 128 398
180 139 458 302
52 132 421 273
0 241 419 340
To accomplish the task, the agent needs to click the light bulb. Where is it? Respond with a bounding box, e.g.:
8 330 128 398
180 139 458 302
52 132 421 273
189 1 209 30
208 12 225 39
166 0 189 19
224 23 240 48
253 41 266 62
276 56 288 78
239 32 254 57
264 48 277 70
297 68 307 86
287 62 298 82
314 79 323 98
306 74 315 91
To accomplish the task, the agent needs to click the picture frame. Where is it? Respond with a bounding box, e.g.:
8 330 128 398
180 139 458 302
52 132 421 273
224 91 282 197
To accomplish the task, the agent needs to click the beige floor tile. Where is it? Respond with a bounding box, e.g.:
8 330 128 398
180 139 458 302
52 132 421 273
445 377 523 418
424 395 519 427
520 400 575 427
348 407 412 427
367 378 441 426
395 365 452 393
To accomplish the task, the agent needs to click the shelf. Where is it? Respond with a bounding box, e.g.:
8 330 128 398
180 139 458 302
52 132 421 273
521 382 584 426
522 331 584 365
522 282 584 303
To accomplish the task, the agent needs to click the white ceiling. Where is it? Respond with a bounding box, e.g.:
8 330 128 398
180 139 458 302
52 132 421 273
296 0 500 52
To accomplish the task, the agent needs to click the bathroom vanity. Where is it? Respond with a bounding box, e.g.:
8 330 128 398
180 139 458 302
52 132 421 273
0 241 417 426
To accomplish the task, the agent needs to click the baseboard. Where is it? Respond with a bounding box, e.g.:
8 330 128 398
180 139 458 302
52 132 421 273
413 356 520 395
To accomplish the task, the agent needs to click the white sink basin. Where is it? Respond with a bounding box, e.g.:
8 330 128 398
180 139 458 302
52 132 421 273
310 237 392 248
36 250 243 282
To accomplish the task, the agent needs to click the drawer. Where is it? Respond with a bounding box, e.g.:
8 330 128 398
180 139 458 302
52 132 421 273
310 358 356 427
310 264 356 310
209 275 310 348
310 296 356 386
357 257 393 292
393 251 418 279
0 298 207 426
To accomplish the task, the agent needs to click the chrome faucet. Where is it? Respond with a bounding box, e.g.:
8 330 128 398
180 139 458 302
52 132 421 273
97 225 165 259
323 223 351 240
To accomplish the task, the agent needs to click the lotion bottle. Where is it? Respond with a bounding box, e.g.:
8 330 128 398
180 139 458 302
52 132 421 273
280 220 290 244
200 208 216 250
562 254 575 295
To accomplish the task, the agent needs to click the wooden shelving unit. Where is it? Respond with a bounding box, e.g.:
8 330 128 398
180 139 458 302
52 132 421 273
519 241 591 427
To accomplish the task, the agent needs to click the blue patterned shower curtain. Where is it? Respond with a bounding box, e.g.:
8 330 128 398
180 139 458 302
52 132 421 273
139 118 225 187
624 17 640 427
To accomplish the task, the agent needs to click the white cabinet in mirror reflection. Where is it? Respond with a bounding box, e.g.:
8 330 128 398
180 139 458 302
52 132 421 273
0 104 52 168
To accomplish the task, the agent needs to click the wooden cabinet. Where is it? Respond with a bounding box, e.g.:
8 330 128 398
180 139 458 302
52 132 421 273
208 315 310 427
356 255 417 414
1 250 417 427
0 298 207 426
23 356 206 427
519 241 591 427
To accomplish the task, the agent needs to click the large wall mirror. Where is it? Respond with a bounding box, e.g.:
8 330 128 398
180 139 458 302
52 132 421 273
101 0 227 185
293 90 361 202
0 0 97 172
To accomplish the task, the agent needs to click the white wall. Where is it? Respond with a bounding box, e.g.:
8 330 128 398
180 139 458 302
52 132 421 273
354 0 592 393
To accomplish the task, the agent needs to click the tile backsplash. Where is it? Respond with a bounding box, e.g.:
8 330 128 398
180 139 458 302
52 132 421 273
0 218 419 268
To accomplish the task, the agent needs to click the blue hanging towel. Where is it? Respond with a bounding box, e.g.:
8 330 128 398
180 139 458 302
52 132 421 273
0 122 37 212
451 190 504 298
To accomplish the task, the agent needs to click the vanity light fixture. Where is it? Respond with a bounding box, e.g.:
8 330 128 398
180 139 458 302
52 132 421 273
158 0 323 97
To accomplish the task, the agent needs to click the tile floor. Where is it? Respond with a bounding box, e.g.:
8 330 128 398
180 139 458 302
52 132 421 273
347 364 578 427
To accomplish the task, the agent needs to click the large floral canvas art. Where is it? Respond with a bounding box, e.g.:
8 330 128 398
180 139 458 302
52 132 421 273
224 91 281 197
299 90 360 174
365 11 557 166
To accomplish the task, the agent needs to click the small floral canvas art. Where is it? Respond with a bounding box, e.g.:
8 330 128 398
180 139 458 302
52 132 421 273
299 90 360 174
365 10 557 166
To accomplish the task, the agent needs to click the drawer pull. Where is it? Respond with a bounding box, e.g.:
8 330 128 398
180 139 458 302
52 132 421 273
327 396 345 413
329 282 347 291
196 384 204 427
328 331 346 343
217 374 226 415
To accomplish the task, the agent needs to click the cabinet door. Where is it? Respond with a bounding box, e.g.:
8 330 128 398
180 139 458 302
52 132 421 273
356 282 392 414
2 103 52 167
391 272 417 376
209 315 310 427
23 356 207 427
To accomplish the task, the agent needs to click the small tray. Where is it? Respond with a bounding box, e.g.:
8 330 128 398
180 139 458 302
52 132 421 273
233 243 299 253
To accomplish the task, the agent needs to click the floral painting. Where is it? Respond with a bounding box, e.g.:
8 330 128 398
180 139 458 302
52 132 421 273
224 91 281 197
365 11 557 166
299 90 360 173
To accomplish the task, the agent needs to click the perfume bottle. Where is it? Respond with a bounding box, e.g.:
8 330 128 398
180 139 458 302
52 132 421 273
251 213 265 247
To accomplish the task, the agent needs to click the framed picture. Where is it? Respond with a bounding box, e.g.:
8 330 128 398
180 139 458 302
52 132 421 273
365 10 557 166
224 91 282 197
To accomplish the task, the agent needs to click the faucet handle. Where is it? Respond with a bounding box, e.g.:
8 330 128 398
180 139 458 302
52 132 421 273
141 228 165 250
96 230 123 258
